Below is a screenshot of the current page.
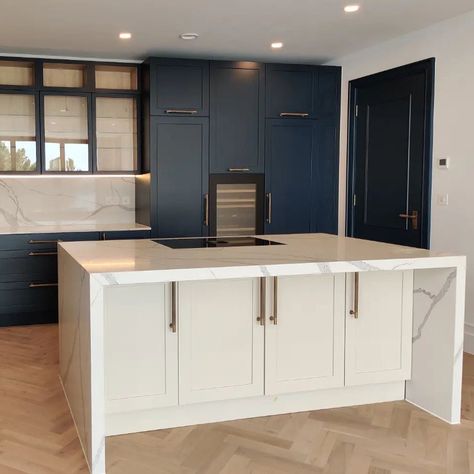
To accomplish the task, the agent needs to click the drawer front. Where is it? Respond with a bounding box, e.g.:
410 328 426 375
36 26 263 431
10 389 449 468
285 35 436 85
0 250 58 280
0 281 58 314
0 232 101 251
102 230 151 240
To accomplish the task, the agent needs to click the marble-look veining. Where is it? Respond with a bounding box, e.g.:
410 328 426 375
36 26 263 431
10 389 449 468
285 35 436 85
0 177 137 230
0 222 151 235
58 233 467 474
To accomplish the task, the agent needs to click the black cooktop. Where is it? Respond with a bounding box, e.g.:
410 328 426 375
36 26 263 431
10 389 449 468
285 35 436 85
155 236 284 249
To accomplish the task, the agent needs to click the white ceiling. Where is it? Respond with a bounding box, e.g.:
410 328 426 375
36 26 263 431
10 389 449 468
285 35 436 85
2 0 474 63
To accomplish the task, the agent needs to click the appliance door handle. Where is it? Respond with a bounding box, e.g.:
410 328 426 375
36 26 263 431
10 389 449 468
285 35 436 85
349 273 359 319
165 109 198 115
228 168 250 172
266 193 272 224
170 282 177 333
203 193 209 226
280 112 309 118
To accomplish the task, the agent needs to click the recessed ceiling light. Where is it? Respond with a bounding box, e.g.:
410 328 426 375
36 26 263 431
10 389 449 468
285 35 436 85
179 33 199 40
119 32 132 40
271 42 284 49
344 4 360 13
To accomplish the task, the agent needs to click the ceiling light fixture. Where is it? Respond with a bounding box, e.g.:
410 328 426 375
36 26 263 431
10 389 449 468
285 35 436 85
271 42 284 49
179 33 199 40
119 32 132 39
344 4 360 13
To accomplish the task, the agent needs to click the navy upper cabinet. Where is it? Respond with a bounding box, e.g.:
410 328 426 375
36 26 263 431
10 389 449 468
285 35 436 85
149 58 209 116
265 120 315 234
210 61 265 173
151 116 209 238
317 66 342 119
265 64 318 119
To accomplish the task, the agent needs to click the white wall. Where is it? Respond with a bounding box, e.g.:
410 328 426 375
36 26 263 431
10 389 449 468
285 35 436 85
327 10 474 352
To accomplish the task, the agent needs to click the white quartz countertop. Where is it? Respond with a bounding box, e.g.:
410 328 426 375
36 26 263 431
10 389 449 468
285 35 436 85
59 234 466 282
0 222 151 235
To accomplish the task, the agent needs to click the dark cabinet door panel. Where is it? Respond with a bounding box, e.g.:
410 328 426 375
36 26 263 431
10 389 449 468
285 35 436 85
150 59 209 116
266 64 317 119
210 61 264 173
265 120 314 234
152 116 209 238
317 66 342 119
313 118 339 234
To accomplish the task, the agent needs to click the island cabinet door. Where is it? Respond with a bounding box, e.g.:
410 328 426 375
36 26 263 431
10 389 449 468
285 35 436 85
265 274 345 395
178 278 264 404
104 284 178 413
345 270 414 386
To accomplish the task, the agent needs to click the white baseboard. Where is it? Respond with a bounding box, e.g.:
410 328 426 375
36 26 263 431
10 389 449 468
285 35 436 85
464 324 474 355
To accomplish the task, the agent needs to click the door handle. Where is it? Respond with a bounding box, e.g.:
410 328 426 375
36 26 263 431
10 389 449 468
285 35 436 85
257 278 266 326
165 109 198 115
399 210 418 230
203 193 209 226
349 273 359 319
269 277 278 325
228 168 250 172
170 282 177 333
266 193 272 224
279 112 309 118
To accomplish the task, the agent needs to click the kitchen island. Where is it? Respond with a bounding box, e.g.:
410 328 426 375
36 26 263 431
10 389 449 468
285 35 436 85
58 233 466 474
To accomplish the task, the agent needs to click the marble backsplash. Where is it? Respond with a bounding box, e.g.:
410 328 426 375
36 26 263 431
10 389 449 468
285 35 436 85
0 176 136 227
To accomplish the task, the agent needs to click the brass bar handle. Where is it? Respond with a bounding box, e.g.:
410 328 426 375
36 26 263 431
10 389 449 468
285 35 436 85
165 109 198 115
399 210 418 230
269 277 278 325
28 239 62 244
280 112 309 118
257 277 266 326
266 193 272 224
228 168 250 172
28 251 58 256
204 193 209 226
29 282 58 288
349 273 359 319
170 282 177 333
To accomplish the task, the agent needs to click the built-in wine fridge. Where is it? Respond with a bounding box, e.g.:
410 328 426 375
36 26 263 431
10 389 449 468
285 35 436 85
208 174 265 237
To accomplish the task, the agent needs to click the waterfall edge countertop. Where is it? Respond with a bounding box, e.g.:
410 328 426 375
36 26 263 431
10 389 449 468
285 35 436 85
58 233 466 281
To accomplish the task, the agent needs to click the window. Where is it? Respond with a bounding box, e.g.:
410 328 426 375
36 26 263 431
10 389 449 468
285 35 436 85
43 63 86 88
0 94 37 171
43 95 89 172
96 97 137 172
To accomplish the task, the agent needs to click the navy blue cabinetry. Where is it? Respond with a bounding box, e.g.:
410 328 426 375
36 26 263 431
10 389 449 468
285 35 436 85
100 230 151 240
317 66 342 119
149 58 209 117
210 61 265 173
265 120 315 234
151 116 209 238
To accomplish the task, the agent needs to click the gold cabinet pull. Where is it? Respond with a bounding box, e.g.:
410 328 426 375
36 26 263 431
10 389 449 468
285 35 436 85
269 277 278 325
257 277 266 326
349 273 359 319
266 193 272 224
204 193 209 226
28 239 62 244
29 282 58 288
170 282 177 333
165 109 198 115
280 112 309 117
399 210 418 230
28 251 57 256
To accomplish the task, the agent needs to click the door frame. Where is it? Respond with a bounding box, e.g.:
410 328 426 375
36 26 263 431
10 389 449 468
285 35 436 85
346 58 435 249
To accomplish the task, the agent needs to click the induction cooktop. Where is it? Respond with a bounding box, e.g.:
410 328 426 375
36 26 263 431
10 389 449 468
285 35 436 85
155 236 284 249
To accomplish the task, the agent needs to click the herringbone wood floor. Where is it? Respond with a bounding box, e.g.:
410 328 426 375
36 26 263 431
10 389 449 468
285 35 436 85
2 325 474 473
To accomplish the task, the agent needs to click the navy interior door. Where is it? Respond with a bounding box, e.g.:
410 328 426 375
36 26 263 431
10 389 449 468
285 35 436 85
348 60 434 248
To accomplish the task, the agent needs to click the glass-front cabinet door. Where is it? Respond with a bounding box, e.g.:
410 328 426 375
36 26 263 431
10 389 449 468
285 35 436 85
43 94 90 172
0 92 38 172
95 96 138 172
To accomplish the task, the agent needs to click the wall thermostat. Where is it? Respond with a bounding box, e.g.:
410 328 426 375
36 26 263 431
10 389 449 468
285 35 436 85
438 157 450 169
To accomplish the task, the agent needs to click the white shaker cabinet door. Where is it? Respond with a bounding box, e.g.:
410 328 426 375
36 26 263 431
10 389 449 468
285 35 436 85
104 283 178 413
265 274 345 395
178 278 264 404
345 270 414 386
